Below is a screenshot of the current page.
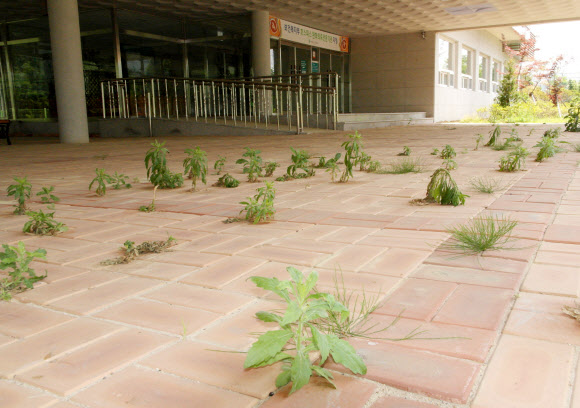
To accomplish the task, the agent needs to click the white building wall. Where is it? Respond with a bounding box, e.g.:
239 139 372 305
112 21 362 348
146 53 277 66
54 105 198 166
435 29 507 122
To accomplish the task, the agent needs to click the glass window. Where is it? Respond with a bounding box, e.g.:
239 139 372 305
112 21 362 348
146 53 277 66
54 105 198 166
478 54 489 91
461 47 473 89
438 38 454 86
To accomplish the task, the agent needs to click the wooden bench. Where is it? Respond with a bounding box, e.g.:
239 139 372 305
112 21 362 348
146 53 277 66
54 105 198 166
0 120 10 145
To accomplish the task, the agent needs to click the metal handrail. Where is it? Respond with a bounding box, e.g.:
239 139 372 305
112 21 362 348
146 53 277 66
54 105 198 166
100 75 338 134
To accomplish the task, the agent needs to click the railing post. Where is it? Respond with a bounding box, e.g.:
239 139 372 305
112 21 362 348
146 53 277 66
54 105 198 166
101 82 106 118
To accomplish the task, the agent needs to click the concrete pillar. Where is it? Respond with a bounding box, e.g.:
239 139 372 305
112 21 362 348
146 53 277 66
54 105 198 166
47 0 89 143
251 10 271 77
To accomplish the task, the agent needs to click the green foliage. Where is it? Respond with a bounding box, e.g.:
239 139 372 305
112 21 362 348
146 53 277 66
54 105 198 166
469 176 504 194
109 172 132 190
144 140 184 189
431 148 439 156
236 148 263 182
101 236 176 265
377 158 423 174
315 153 342 169
366 160 381 172
443 216 518 255
0 242 46 301
23 209 67 235
440 145 456 159
325 161 340 182
543 128 562 139
485 126 501 147
239 182 276 224
499 146 529 172
214 156 226 174
565 99 580 132
214 173 240 188
264 161 280 177
7 176 32 215
36 186 60 206
287 148 313 179
358 152 372 171
139 186 158 212
495 59 518 107
425 168 468 206
245 267 366 394
397 146 411 156
340 131 363 183
534 136 565 162
443 158 457 170
89 168 112 196
475 100 561 123
474 134 484 150
183 147 208 191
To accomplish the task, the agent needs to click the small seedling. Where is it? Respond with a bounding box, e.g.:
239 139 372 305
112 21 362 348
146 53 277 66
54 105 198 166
239 182 276 223
397 146 411 156
145 140 184 189
340 131 363 182
23 210 68 235
244 267 366 394
236 147 263 182
139 186 158 212
286 148 314 179
264 161 280 177
499 146 529 172
376 158 423 174
183 147 208 191
543 128 562 139
366 160 381 172
485 125 501 147
214 173 240 188
0 242 46 301
572 143 580 152
358 152 372 171
430 148 439 156
325 161 340 182
36 186 60 208
7 176 32 215
443 158 458 170
315 153 342 169
474 134 484 150
89 168 112 196
214 156 226 174
101 236 176 265
440 145 456 159
417 168 468 206
469 176 504 194
109 172 132 190
442 216 518 255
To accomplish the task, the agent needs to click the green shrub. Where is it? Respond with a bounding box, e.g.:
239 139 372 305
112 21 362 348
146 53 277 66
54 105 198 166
0 242 47 300
443 216 518 255
7 176 32 215
144 140 184 189
565 99 580 132
425 168 468 206
499 146 529 172
287 148 313 179
183 147 208 191
240 182 276 223
340 131 363 182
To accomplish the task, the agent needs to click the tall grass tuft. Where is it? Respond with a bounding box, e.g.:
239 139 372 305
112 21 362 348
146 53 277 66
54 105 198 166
469 176 505 194
376 158 423 174
443 215 518 255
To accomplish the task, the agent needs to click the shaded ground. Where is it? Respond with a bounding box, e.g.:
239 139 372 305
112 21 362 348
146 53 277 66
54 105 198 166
0 124 579 408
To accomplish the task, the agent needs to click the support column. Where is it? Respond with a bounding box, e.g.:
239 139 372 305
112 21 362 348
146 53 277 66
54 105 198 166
251 10 271 77
47 0 89 143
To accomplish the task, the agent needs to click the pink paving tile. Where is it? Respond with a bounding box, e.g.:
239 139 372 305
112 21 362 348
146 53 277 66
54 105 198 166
142 340 282 399
544 224 580 244
152 249 225 267
73 366 258 408
522 263 579 297
371 395 441 408
17 329 173 396
0 302 72 338
424 250 528 274
572 360 580 408
473 334 574 408
286 224 342 240
504 308 580 345
28 262 88 284
43 243 120 265
324 338 479 404
220 224 294 238
316 244 385 272
202 235 271 255
316 268 400 294
239 245 329 267
0 381 56 408
535 249 580 267
433 285 513 330
318 227 379 243
95 298 221 335
268 237 347 254
0 318 123 378
412 264 521 289
357 235 440 250
261 372 377 408
514 291 577 315
172 233 233 251
179 255 266 289
143 283 253 314
375 278 457 321
360 248 432 277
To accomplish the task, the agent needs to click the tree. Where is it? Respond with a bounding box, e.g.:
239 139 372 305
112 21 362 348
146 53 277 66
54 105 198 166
495 59 518 107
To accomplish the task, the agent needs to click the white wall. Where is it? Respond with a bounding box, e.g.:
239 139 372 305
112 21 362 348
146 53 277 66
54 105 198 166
435 29 507 122
351 32 437 116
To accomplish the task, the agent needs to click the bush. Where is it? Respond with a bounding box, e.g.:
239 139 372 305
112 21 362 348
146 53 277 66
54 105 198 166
477 100 561 123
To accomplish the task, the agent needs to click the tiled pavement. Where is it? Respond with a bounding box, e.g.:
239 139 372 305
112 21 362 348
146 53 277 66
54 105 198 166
0 124 579 407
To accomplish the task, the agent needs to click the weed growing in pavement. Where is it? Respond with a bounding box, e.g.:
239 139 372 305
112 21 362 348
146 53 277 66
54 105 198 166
264 161 280 177
144 140 184 189
499 146 529 172
376 158 423 174
397 146 411 156
411 168 467 206
0 242 46 301
236 147 263 182
285 148 314 179
442 215 518 255
340 131 363 183
485 125 502 147
183 147 208 191
109 172 132 190
23 209 67 235
214 173 240 188
244 267 366 394
443 158 458 170
89 168 112 196
358 152 372 171
440 145 456 159
239 182 276 223
325 160 340 182
7 176 32 215
139 186 158 212
563 303 580 322
314 153 342 169
474 134 484 150
366 160 381 172
431 148 439 156
469 176 505 194
543 128 562 139
214 156 226 175
101 237 176 265
36 186 60 206
534 136 566 162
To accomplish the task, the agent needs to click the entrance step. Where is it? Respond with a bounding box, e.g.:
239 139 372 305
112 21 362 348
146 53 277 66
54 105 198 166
336 112 434 131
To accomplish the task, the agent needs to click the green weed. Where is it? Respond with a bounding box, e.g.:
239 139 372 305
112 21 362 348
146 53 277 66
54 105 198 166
240 182 276 223
442 216 518 255
499 146 529 172
183 147 208 191
469 176 505 194
144 140 184 189
376 158 423 174
109 172 132 190
474 134 484 150
440 145 456 159
7 176 32 215
236 148 263 182
36 186 60 209
101 236 176 265
214 156 226 175
485 125 501 147
422 168 468 206
340 131 363 183
0 242 46 301
23 210 67 235
214 173 240 188
397 146 411 156
264 161 280 177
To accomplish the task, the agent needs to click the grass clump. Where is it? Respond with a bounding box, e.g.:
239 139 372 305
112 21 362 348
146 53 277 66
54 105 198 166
499 146 529 172
0 242 46 301
485 125 501 147
23 210 67 235
442 216 518 255
376 158 423 174
534 137 565 162
413 168 468 206
469 176 505 194
101 237 176 265
543 128 562 139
